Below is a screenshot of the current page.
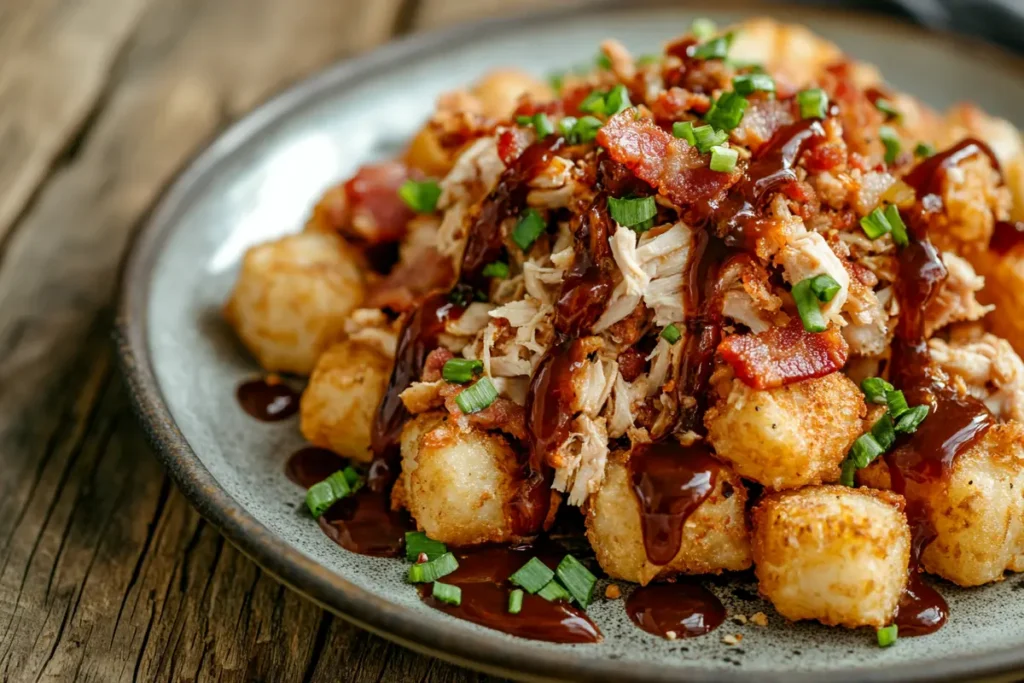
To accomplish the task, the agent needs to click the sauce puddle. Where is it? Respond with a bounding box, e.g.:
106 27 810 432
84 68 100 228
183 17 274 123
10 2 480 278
625 583 726 638
237 378 300 421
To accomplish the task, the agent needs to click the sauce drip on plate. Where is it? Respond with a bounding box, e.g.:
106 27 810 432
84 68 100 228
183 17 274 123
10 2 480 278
236 379 300 421
625 582 726 638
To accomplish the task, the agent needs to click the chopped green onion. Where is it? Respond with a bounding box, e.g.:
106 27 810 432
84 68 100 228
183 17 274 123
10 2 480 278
875 98 900 120
877 624 898 648
571 115 603 143
691 17 717 41
861 377 895 404
915 142 936 158
532 113 554 138
797 88 829 120
885 205 909 247
709 145 739 173
692 124 729 154
840 458 858 487
432 582 462 606
608 196 657 228
808 274 841 303
661 324 682 344
632 218 655 234
860 206 892 240
604 84 632 116
596 52 612 71
705 91 749 132
636 54 661 66
886 390 910 420
895 405 929 434
673 121 697 144
871 413 896 451
792 279 827 333
454 377 498 414
880 126 901 165
508 589 524 614
398 180 442 214
733 73 776 96
558 116 578 140
692 33 733 61
509 557 555 594
850 432 885 469
578 90 607 115
405 531 447 562
482 261 510 279
555 555 597 608
512 209 546 250
305 470 352 518
407 552 459 583
548 71 565 95
537 579 573 603
442 358 484 384
342 466 363 492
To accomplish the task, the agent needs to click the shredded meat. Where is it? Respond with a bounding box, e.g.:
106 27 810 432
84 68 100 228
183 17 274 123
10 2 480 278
718 319 850 390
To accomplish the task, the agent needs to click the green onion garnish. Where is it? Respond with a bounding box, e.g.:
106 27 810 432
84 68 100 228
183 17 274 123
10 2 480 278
398 180 442 214
861 377 895 404
793 278 828 333
572 115 604 143
877 624 898 648
608 196 657 229
885 205 909 247
509 557 555 594
875 98 900 120
797 88 829 120
604 84 632 116
673 121 697 145
405 531 447 562
871 413 896 451
886 390 910 420
895 405 929 434
558 116 578 140
407 552 459 583
636 54 661 66
537 579 573 603
705 91 749 132
532 113 555 138
880 125 901 165
343 466 363 490
709 145 739 173
555 555 597 608
914 142 936 158
692 124 729 154
840 458 858 487
860 206 892 240
691 17 717 41
482 261 509 279
454 377 498 414
850 432 885 469
596 53 612 71
512 209 546 250
692 33 733 60
733 73 776 96
807 274 841 303
432 582 462 606
508 589 524 614
661 324 682 344
442 358 484 384
305 470 352 518
579 90 607 115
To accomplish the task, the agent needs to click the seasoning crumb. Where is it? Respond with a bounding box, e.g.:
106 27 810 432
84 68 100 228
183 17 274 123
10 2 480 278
732 614 748 625
265 373 282 386
665 631 678 640
605 584 622 600
416 552 429 564
750 612 769 627
722 634 740 646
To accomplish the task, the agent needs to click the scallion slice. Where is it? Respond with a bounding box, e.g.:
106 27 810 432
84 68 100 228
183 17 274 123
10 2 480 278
914 142 936 158
877 624 898 648
692 33 733 60
454 377 498 414
405 531 447 562
797 88 829 120
880 125 901 165
537 579 573 603
508 589 524 615
885 205 909 247
556 555 597 608
709 145 739 173
792 279 827 333
608 196 657 228
692 124 729 154
305 470 352 518
604 84 632 116
850 433 885 469
512 209 546 250
691 17 717 41
807 274 841 303
661 324 682 344
482 261 510 279
705 91 749 132
861 377 895 405
840 458 858 487
875 98 900 120
895 405 929 434
572 115 604 143
533 113 554 138
442 358 484 384
407 552 459 583
596 52 612 71
733 73 776 96
432 582 462 606
636 54 661 66
860 206 892 240
398 180 442 214
673 121 697 145
558 116 578 140
871 413 896 451
510 557 555 594
579 90 607 115
886 390 910 420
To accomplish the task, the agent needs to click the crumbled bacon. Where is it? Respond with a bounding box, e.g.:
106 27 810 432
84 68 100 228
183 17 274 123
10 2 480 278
650 87 711 123
422 348 455 382
718 319 849 390
440 382 528 441
496 126 532 166
364 246 454 313
335 162 416 245
617 347 647 382
597 111 740 209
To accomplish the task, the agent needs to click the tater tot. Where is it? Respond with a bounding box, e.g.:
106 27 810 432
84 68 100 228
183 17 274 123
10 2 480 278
400 414 524 546
585 459 752 586
705 372 866 490
752 485 910 628
972 247 1024 356
224 232 365 375
471 69 553 120
299 340 391 462
858 422 1024 587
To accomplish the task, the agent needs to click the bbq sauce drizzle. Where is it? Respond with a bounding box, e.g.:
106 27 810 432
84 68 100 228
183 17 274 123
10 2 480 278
236 378 300 421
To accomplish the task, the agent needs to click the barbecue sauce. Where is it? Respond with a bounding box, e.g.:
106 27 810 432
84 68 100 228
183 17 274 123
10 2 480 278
236 379 300 421
625 582 726 638
285 447 345 488
902 138 1000 199
990 220 1024 255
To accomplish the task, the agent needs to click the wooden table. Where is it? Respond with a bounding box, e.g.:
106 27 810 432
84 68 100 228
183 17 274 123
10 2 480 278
0 1 555 680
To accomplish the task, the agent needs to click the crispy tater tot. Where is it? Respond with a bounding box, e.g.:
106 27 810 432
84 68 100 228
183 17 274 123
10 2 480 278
471 69 552 120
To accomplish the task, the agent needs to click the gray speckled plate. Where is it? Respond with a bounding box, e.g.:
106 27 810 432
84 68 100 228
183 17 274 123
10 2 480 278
116 2 1024 681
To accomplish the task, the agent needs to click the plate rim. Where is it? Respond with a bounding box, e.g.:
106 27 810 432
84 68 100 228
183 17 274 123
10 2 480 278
114 1 1024 680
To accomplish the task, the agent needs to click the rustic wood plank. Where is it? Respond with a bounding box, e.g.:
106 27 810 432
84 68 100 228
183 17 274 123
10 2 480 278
412 0 557 30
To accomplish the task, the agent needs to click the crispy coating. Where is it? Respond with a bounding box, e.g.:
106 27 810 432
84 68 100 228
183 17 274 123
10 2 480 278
705 372 866 490
585 458 752 585
471 69 552 120
972 247 1024 356
224 232 365 374
299 340 391 462
399 414 524 546
751 485 910 628
859 422 1024 587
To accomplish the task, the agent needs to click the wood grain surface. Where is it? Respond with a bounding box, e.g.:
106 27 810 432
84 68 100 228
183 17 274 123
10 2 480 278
0 0 558 680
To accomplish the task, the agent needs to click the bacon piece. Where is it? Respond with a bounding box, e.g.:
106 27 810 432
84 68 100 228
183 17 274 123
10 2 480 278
331 162 416 245
617 347 647 383
421 348 455 382
649 87 711 123
440 382 528 441
718 320 849 390
597 111 740 209
363 246 454 313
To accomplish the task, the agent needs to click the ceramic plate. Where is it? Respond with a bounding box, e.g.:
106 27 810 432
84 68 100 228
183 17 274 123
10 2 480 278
116 2 1024 680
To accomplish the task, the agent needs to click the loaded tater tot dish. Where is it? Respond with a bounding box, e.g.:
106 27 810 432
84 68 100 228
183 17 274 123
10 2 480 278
227 18 1024 646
